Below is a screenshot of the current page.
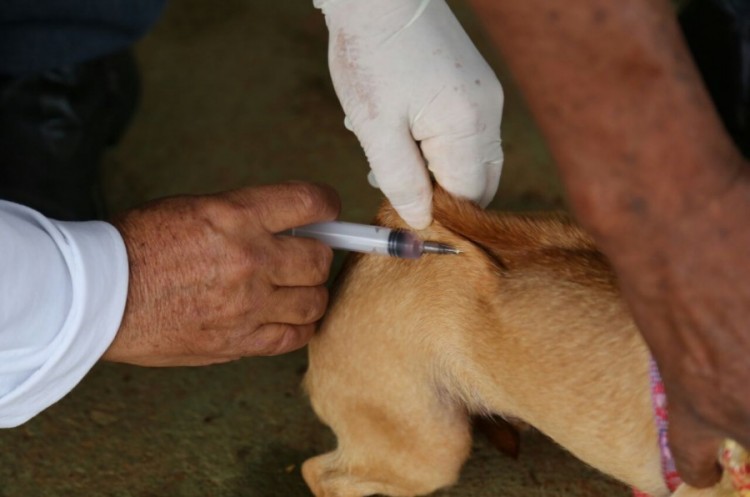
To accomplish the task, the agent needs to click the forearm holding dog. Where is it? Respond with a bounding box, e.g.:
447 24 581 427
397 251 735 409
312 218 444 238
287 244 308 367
469 0 750 487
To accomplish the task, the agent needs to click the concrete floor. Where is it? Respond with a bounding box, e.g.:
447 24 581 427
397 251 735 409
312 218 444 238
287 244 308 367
0 1 629 496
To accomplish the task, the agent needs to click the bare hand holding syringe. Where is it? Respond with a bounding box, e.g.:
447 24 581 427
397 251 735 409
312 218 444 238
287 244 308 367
283 221 459 259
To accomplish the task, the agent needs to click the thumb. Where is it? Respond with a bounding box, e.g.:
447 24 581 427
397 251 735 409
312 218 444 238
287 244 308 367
359 122 434 229
421 131 503 208
668 402 723 488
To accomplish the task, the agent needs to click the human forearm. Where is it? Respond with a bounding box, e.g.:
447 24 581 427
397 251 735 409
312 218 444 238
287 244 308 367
0 202 128 427
469 0 750 487
468 0 745 243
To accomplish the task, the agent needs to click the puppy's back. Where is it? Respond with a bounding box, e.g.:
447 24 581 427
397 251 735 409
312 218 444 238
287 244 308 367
377 188 617 294
308 190 663 496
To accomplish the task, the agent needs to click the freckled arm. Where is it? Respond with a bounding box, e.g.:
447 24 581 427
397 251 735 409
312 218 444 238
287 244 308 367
468 0 750 488
466 0 745 243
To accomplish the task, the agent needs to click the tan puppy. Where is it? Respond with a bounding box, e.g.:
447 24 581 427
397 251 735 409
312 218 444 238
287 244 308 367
302 189 732 497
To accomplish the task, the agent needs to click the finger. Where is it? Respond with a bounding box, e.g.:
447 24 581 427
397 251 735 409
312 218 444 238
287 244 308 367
359 121 434 230
267 236 333 287
239 322 316 357
481 155 504 208
261 286 329 326
669 404 723 488
226 182 341 233
421 132 504 208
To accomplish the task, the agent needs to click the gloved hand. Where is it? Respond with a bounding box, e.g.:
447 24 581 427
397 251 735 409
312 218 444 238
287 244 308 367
315 0 504 229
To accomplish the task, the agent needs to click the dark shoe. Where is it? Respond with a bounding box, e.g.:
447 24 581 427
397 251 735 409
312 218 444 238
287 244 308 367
0 49 140 220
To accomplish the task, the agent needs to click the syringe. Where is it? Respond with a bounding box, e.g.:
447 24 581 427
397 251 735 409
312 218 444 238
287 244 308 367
283 221 459 259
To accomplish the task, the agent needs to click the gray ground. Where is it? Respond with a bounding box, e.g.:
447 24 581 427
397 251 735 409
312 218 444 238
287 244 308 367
0 1 630 496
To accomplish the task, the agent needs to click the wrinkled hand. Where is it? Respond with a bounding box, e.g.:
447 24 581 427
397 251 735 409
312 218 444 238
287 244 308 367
316 0 504 229
606 167 750 487
102 183 340 366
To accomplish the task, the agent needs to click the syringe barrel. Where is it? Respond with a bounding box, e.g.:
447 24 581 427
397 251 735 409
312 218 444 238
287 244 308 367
386 230 424 259
286 221 424 258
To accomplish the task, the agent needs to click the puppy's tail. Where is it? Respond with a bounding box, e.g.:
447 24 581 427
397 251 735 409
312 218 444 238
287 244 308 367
374 187 616 291
433 188 592 253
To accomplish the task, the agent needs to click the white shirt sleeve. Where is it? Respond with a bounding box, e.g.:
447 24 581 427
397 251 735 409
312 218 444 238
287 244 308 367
0 200 129 428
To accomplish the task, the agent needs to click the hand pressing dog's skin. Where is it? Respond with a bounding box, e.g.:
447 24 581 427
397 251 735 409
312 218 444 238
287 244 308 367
302 190 735 497
104 183 339 366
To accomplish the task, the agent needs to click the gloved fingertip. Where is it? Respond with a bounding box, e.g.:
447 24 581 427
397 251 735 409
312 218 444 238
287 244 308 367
435 181 485 208
478 174 501 208
343 116 354 132
367 170 380 189
396 206 432 230
405 216 432 231
479 192 495 209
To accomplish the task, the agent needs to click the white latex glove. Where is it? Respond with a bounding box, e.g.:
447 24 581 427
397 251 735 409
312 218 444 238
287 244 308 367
315 0 504 229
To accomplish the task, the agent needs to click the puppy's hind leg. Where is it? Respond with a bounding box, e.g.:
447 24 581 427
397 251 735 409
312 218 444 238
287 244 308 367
302 369 472 497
